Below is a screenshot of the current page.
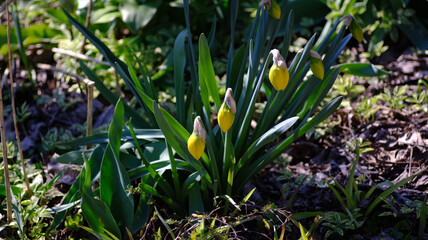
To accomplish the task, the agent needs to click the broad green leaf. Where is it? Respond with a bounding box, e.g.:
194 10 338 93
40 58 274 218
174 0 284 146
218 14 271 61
129 193 150 233
46 9 70 24
91 6 120 24
188 183 205 214
337 63 389 77
109 100 125 156
50 145 105 230
53 149 93 165
100 144 134 230
80 157 122 239
11 189 23 238
0 185 22 196
119 0 161 33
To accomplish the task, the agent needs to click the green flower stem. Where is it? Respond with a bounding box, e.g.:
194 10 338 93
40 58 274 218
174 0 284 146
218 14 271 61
166 141 180 198
205 137 222 195
222 130 235 197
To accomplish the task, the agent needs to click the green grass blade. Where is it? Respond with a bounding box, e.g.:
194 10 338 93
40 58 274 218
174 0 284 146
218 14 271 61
328 181 347 210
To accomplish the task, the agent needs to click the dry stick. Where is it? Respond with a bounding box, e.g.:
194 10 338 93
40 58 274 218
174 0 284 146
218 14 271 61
37 63 85 81
84 79 94 150
51 48 110 66
6 3 32 197
80 0 93 53
2 3 14 223
0 0 14 13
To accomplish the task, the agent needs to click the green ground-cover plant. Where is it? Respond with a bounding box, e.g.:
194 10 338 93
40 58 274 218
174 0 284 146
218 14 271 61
0 159 63 239
290 138 424 239
325 0 428 56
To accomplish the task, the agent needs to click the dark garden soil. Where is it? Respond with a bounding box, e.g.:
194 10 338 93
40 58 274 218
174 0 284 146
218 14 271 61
0 36 427 239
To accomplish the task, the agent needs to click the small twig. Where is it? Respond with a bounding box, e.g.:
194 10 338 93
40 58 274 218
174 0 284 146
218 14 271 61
0 0 14 13
2 2 14 223
84 79 94 149
52 48 110 66
6 4 32 197
80 0 93 53
36 63 85 81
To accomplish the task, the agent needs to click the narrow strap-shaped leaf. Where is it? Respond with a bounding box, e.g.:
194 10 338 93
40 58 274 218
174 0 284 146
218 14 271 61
152 102 211 184
365 173 419 217
128 159 195 181
174 29 188 125
128 120 174 195
226 0 239 87
282 10 294 60
235 96 343 192
230 43 247 97
336 62 389 77
78 60 150 128
234 52 272 156
199 33 221 109
238 116 299 170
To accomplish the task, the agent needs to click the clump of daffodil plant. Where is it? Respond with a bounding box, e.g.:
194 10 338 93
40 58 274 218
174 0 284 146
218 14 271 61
187 116 206 160
218 88 236 132
61 0 363 234
309 50 324 79
269 49 289 91
261 0 281 19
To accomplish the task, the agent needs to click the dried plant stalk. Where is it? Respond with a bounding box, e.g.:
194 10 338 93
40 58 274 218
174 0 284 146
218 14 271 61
7 3 32 197
80 0 93 53
84 79 95 138
1 3 14 223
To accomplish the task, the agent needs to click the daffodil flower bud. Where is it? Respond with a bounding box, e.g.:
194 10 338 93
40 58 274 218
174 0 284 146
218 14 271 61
218 88 236 132
269 49 289 91
341 14 364 43
187 116 206 160
309 50 324 79
260 0 281 19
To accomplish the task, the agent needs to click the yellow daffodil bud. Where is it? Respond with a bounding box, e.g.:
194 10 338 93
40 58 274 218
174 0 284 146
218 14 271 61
260 0 281 19
341 14 364 43
269 49 289 91
218 88 236 132
309 50 324 79
187 116 206 160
